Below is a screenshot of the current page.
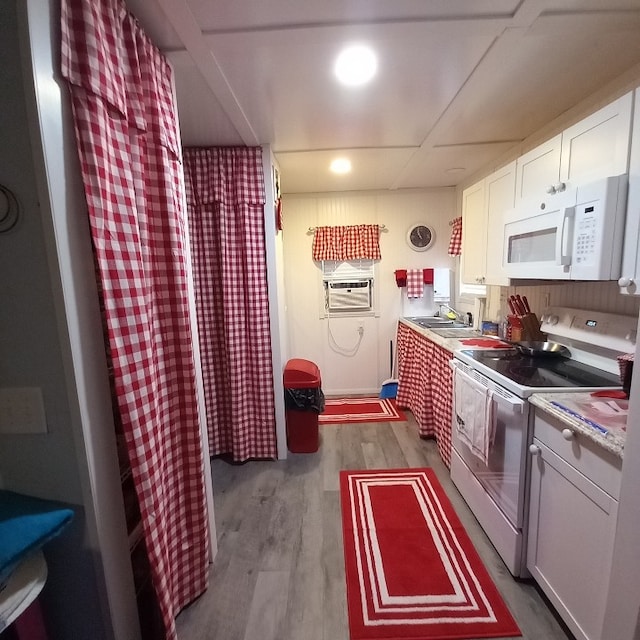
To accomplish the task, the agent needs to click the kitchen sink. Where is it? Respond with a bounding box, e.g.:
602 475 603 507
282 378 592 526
429 327 478 338
405 317 467 329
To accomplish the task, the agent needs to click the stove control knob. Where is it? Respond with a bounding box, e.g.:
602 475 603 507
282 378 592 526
562 428 575 441
546 315 559 326
529 444 541 456
618 277 634 288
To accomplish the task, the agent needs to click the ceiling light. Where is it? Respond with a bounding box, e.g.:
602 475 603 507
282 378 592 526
330 158 352 174
334 45 377 86
445 167 466 174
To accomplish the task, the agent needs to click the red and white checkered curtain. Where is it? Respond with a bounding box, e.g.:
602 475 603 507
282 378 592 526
60 2 209 638
448 217 463 256
183 147 277 461
312 224 382 261
396 323 453 467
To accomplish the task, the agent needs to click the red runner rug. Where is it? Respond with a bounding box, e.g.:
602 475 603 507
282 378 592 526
320 398 407 425
340 469 521 640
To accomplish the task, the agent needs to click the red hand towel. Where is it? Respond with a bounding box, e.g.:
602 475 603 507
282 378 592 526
394 270 407 287
423 268 434 284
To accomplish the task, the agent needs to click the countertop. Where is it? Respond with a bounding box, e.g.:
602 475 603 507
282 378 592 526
398 317 510 353
529 392 627 459
399 317 627 460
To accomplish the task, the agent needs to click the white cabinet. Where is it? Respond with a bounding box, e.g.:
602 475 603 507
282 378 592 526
460 92 634 288
484 162 514 286
515 134 562 202
461 164 515 286
516 92 633 204
461 178 486 284
619 88 640 295
561 92 633 187
527 410 622 640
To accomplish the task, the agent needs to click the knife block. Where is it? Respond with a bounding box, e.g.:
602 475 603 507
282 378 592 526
506 315 523 341
520 313 546 341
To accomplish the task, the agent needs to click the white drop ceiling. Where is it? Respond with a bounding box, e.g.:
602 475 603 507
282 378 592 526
125 0 640 194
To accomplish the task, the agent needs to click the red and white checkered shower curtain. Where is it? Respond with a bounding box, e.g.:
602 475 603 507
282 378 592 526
183 147 278 461
61 1 209 638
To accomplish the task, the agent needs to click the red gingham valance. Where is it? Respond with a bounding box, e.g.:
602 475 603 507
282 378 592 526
183 147 266 207
448 217 462 256
61 0 180 157
312 224 382 261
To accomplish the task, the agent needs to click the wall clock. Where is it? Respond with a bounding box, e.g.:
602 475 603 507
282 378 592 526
406 223 435 251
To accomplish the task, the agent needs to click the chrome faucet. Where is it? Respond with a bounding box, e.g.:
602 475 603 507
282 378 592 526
438 303 465 323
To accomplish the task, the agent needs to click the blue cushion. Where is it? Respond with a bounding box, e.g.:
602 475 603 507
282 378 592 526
0 490 74 586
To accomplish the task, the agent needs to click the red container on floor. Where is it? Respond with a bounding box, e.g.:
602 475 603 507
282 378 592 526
284 358 322 453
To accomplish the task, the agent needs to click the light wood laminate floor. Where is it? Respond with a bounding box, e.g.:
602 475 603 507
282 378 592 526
176 413 573 640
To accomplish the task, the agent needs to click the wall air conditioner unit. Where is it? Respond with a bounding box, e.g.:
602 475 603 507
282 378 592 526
326 280 372 312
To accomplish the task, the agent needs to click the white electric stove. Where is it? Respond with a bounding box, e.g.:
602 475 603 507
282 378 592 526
449 306 636 577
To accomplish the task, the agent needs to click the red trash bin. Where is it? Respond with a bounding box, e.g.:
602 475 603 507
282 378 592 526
283 358 322 453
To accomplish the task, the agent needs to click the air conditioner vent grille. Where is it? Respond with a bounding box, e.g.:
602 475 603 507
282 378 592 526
326 280 372 311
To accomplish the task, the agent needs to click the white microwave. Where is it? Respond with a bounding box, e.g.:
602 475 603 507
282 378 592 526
503 175 628 280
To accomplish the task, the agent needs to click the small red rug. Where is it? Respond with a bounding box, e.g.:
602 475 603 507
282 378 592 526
319 397 406 425
340 469 521 640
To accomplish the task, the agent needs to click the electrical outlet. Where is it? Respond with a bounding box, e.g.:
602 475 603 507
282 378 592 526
0 387 48 434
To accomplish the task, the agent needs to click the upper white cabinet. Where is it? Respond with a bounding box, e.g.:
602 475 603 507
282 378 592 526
515 134 562 202
484 162 515 286
561 92 633 187
619 88 640 295
460 90 635 289
516 92 633 204
461 163 515 286
461 178 486 284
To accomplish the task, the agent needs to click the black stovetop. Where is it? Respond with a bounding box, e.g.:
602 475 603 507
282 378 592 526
459 349 620 389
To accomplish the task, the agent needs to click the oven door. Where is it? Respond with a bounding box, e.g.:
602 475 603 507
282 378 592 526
450 362 529 529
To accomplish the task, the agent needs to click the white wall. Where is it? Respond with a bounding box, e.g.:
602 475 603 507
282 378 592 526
282 189 456 395
603 312 640 638
483 281 640 326
262 146 288 458
0 0 81 504
0 2 109 636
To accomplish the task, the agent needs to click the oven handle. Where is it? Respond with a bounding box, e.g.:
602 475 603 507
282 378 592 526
449 360 525 412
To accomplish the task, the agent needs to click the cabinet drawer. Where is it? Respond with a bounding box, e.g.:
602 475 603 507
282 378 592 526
534 409 622 498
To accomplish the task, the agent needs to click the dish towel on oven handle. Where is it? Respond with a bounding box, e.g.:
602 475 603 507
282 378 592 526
453 368 495 464
406 269 424 298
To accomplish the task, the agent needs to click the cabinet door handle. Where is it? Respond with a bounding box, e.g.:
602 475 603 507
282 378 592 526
562 428 575 441
529 444 541 456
